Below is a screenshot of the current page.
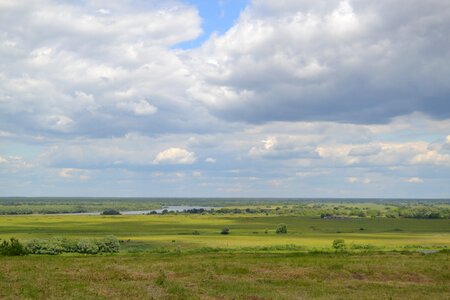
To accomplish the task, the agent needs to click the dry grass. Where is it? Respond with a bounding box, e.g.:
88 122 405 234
0 252 449 299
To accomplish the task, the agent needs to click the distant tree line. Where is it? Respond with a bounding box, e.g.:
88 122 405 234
1 198 448 219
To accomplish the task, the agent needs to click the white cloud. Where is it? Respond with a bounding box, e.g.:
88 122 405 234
404 177 423 184
349 145 381 157
175 172 185 178
153 147 196 165
249 136 277 156
0 0 202 137
268 179 284 187
0 131 14 137
192 171 202 177
295 170 330 177
59 168 90 180
43 115 74 131
316 140 450 167
0 1 449 197
347 177 371 184
117 99 158 116
0 155 34 172
412 152 450 165
188 0 450 124
97 9 111 15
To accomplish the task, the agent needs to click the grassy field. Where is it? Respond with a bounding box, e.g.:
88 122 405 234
0 251 449 299
1 212 449 299
1 214 449 250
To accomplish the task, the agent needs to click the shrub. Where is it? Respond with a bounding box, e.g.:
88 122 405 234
26 238 81 254
192 230 200 235
60 238 79 253
332 239 346 251
220 227 230 235
0 238 28 256
101 209 121 215
98 235 120 253
26 238 65 255
276 223 287 234
76 239 100 254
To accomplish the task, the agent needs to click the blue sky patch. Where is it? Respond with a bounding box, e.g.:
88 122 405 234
174 0 249 49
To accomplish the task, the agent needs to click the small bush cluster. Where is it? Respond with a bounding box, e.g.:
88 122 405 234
101 209 121 215
276 223 288 234
0 238 28 256
25 235 120 255
332 239 346 251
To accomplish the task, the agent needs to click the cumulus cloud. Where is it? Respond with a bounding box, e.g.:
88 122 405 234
153 147 196 165
249 135 318 159
316 139 450 167
1 0 449 197
188 0 450 124
0 0 202 137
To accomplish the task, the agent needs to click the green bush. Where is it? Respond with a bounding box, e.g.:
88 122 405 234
60 238 79 253
332 239 346 251
76 239 100 254
26 238 65 255
276 223 287 234
98 235 120 253
0 238 28 256
220 227 230 235
26 236 120 255
101 209 121 215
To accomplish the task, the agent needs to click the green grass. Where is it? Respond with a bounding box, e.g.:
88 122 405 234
1 214 449 251
1 213 449 299
0 252 448 299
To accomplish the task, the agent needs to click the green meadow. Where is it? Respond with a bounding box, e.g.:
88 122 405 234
0 200 449 299
1 214 449 250
1 251 449 299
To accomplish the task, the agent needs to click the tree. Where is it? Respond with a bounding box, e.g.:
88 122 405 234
220 227 230 235
101 209 121 215
276 223 287 234
332 239 346 251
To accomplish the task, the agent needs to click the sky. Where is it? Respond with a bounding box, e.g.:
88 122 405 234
0 0 449 198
